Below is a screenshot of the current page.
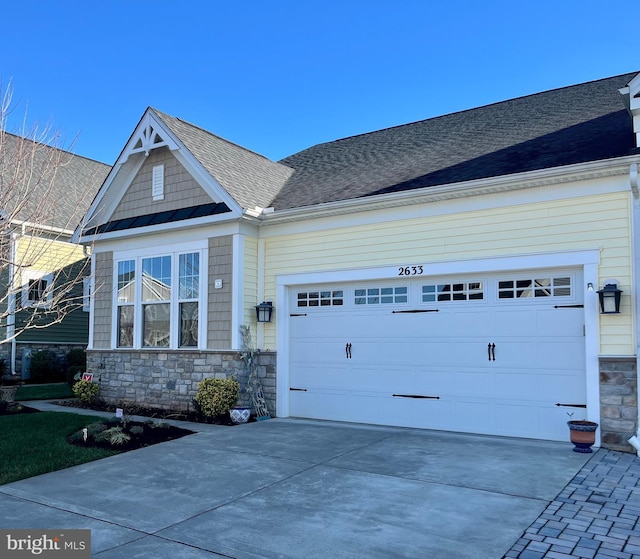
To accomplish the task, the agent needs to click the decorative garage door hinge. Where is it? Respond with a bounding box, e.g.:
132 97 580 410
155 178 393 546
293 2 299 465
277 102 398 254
289 387 308 392
392 394 440 399
290 313 308 317
392 309 440 313
554 304 584 308
555 403 587 408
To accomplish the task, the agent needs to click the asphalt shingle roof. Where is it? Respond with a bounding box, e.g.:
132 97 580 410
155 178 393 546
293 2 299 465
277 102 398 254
153 109 294 211
1 132 110 231
272 72 639 211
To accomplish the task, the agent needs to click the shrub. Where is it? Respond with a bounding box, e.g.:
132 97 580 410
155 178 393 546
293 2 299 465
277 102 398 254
66 349 87 385
72 379 99 403
194 377 239 418
29 350 64 383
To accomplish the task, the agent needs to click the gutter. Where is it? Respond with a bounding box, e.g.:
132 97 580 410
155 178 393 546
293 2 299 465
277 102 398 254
261 155 640 226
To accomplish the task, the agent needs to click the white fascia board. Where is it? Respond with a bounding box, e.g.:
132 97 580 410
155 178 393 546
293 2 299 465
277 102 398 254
261 156 640 233
276 249 601 287
90 220 246 254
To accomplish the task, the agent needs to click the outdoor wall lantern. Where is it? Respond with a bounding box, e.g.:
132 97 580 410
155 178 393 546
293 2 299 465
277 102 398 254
255 301 274 323
596 283 623 314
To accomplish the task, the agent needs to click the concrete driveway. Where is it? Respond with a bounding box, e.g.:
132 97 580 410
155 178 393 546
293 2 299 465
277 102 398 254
0 418 593 558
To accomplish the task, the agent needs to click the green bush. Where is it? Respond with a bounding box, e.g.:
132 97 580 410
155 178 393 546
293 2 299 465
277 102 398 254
29 350 64 383
72 379 99 403
66 349 87 385
194 377 239 418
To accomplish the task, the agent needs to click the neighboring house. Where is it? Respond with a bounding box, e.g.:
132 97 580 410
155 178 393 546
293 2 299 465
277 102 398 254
77 71 640 451
0 131 110 376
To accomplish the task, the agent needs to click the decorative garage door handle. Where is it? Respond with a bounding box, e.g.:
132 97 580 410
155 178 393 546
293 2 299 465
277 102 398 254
487 343 496 361
345 343 352 359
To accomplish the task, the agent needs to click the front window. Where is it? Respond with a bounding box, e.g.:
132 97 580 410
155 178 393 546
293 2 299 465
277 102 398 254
117 260 135 347
115 250 202 349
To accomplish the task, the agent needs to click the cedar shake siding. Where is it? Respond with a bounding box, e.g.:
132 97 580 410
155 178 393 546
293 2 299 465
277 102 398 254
111 148 213 222
207 235 233 349
92 251 113 349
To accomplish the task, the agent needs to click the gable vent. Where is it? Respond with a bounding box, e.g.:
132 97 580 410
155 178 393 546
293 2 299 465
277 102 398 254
152 164 164 201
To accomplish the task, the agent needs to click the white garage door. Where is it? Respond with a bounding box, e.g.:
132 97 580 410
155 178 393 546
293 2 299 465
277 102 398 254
288 269 586 441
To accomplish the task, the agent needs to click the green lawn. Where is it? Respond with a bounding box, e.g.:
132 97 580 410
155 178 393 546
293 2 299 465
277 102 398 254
15 383 74 401
0 411 120 485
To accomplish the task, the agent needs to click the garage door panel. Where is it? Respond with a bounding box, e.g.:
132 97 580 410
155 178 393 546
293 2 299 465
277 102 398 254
540 340 585 369
537 309 584 337
494 308 538 336
289 270 586 442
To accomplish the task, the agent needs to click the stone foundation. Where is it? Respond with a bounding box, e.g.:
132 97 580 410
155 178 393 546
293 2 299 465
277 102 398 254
86 349 277 417
599 356 637 452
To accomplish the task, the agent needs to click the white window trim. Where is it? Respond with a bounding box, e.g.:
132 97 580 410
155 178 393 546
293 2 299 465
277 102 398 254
21 271 54 309
112 241 207 350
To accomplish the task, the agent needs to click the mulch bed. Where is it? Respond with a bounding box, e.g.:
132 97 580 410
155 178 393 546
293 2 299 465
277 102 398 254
67 418 194 451
55 398 255 426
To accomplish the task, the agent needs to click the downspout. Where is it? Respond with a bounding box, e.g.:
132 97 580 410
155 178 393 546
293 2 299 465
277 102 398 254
629 163 640 455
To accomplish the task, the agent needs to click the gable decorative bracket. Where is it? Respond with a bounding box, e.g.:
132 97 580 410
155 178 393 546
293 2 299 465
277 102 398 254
125 112 179 159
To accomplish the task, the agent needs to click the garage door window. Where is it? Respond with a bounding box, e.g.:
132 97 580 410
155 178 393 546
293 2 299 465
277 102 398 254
297 290 344 307
355 286 408 305
422 282 484 302
498 276 571 299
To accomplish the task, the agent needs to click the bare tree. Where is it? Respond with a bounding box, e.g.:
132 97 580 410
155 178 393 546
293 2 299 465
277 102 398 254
0 82 110 358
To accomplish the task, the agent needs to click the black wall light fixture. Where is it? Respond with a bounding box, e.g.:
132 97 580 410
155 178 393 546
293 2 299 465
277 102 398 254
255 301 274 322
597 283 622 314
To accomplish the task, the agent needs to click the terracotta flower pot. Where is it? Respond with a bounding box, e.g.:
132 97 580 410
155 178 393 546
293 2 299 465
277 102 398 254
567 420 598 453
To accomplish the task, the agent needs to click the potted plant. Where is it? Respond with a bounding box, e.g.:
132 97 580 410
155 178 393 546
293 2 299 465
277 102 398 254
0 359 22 404
567 413 599 453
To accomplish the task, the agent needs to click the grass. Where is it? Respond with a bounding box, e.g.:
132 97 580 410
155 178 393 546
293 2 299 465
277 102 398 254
15 383 74 401
0 411 120 485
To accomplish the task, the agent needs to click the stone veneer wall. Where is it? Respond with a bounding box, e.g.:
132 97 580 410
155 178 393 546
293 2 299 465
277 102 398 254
15 342 86 378
86 350 277 416
599 357 637 452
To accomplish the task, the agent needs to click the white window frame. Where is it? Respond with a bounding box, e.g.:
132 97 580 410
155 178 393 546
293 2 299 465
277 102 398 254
82 276 92 312
21 271 54 308
112 241 207 350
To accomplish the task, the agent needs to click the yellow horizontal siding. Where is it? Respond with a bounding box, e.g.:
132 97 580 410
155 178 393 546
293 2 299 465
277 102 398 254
243 236 259 329
264 191 633 353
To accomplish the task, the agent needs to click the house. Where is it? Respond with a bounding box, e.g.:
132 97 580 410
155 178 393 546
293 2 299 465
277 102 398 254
77 71 640 451
0 131 110 377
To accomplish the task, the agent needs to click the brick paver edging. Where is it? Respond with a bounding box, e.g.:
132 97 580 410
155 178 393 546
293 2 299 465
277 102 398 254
503 449 640 559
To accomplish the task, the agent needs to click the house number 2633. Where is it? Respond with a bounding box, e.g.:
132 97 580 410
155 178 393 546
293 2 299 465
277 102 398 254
398 265 424 276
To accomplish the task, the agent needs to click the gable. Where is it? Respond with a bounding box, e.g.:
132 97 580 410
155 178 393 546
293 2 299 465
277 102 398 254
110 147 216 221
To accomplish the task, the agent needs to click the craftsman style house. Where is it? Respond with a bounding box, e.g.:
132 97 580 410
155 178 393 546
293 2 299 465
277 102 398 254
77 71 640 450
0 132 110 376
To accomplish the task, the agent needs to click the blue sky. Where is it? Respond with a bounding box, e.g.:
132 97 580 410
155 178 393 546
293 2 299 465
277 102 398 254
1 1 637 165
